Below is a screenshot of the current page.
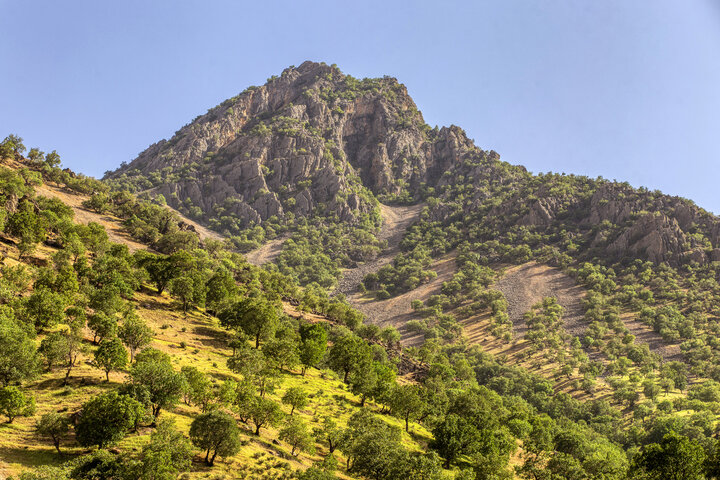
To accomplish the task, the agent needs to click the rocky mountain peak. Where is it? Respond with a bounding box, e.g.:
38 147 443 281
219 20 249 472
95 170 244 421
106 61 479 230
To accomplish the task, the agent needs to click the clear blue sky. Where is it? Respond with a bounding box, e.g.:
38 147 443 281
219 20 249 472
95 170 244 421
2 1 720 212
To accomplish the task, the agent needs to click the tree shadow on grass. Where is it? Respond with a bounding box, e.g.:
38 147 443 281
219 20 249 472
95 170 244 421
193 325 232 350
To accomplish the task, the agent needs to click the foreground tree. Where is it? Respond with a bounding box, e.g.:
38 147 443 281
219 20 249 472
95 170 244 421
35 412 71 453
632 431 706 480
75 392 145 448
139 417 193 479
279 417 315 456
118 311 153 361
93 337 128 381
282 387 308 415
129 348 183 420
0 386 35 423
189 410 241 466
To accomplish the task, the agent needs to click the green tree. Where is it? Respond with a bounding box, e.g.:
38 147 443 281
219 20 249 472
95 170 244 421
219 297 280 348
0 310 40 385
87 312 118 344
35 412 71 453
0 134 26 157
189 410 242 466
180 365 213 412
0 386 35 423
248 396 284 435
38 328 86 385
327 333 373 383
299 322 327 375
23 287 65 331
633 431 706 480
138 417 193 480
282 387 308 415
129 348 183 419
118 311 153 361
279 416 315 456
169 275 195 313
263 335 300 372
389 384 423 432
93 337 128 381
75 391 145 448
314 416 343 454
44 150 61 168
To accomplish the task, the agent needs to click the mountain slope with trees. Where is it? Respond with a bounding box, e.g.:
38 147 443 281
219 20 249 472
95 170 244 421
4 60 720 480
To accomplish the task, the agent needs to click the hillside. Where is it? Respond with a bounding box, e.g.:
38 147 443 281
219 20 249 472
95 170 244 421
4 61 720 480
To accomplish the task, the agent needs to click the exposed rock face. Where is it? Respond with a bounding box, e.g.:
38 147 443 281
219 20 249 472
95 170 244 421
607 213 687 264
106 61 720 268
106 61 474 227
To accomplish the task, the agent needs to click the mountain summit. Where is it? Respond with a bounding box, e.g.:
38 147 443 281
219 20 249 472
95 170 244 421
107 61 720 268
106 61 480 228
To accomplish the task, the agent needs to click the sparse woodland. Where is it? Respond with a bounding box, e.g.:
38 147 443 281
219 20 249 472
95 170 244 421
3 62 720 480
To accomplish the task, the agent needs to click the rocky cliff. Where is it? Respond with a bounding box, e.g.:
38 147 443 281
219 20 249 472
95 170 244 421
106 61 474 229
106 61 720 267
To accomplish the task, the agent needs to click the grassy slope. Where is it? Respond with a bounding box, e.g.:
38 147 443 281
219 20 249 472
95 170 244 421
0 185 432 479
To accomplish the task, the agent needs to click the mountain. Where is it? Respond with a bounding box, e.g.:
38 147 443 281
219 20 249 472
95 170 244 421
107 61 720 269
107 61 474 227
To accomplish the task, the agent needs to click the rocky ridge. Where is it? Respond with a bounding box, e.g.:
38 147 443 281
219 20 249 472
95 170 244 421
106 61 720 268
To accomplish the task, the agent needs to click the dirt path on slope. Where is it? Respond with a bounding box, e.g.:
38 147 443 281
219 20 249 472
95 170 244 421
335 203 424 295
494 262 587 338
244 236 288 266
35 184 148 252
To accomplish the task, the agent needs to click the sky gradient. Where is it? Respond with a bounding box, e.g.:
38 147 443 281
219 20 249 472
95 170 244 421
2 1 719 212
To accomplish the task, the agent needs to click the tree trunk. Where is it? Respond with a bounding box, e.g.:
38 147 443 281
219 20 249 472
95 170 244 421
343 369 349 383
205 448 210 464
105 370 110 382
53 438 61 454
255 424 261 435
290 406 295 415
255 332 261 349
210 450 218 466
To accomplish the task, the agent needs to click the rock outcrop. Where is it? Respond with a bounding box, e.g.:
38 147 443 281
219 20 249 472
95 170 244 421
106 61 720 268
106 61 475 228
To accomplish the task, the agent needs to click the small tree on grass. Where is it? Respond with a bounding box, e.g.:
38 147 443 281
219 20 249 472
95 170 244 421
279 416 315 456
189 410 241 466
389 384 424 432
129 348 183 420
0 386 35 423
38 328 86 385
139 417 193 479
93 337 128 381
314 416 343 454
248 396 284 436
118 311 153 362
87 312 117 345
35 412 71 453
219 297 280 348
75 392 144 449
169 275 194 314
282 387 308 415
